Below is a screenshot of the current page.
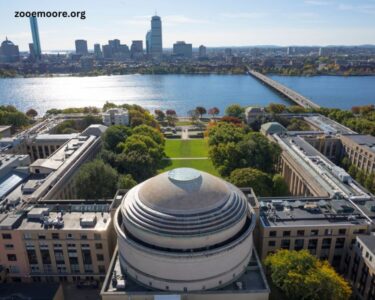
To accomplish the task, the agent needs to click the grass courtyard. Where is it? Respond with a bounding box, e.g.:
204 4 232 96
160 139 219 176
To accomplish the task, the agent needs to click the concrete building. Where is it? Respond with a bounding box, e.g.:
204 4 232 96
0 38 20 63
101 168 270 300
146 15 163 58
23 125 106 202
0 200 115 284
29 17 42 60
257 196 369 270
0 125 12 138
198 45 207 58
345 235 375 300
340 134 375 175
245 107 265 124
173 41 193 58
130 40 143 58
102 108 129 126
75 39 88 55
94 43 102 58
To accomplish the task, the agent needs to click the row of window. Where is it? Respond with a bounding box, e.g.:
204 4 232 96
268 228 353 238
268 237 346 250
24 233 102 240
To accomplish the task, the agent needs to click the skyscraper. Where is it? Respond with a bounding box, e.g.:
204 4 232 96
130 40 143 58
29 17 42 60
146 15 163 58
173 41 192 58
94 44 102 58
75 39 88 55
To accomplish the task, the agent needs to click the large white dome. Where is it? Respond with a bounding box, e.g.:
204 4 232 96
114 168 256 292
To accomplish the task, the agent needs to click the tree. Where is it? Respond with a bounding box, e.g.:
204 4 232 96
348 165 358 179
154 109 165 121
26 108 38 119
356 170 366 185
365 173 375 193
287 118 310 131
267 103 286 114
132 124 165 145
265 250 351 300
102 125 132 152
220 116 242 125
117 174 137 189
229 168 272 196
225 104 244 118
188 109 199 123
272 174 289 196
208 107 220 119
195 106 207 118
76 160 118 199
166 109 177 117
208 123 246 146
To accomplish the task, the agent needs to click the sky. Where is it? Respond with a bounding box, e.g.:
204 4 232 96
1 0 375 51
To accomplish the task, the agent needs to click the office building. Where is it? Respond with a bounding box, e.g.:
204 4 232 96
102 108 129 126
102 45 112 59
101 168 270 299
130 40 143 58
0 200 115 284
198 45 207 58
146 15 163 58
94 43 102 58
0 38 20 63
345 235 375 299
75 40 88 55
173 41 193 58
29 17 42 60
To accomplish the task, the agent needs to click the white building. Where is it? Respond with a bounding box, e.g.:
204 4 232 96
101 168 269 300
102 108 129 126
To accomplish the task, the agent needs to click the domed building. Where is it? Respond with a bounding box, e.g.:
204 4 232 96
102 168 269 300
0 37 20 63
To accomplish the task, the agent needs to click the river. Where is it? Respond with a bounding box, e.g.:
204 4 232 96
0 74 374 115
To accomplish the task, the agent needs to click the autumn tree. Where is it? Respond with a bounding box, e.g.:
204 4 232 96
265 250 351 300
208 107 220 119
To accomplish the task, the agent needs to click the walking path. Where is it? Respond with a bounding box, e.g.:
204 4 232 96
163 157 208 160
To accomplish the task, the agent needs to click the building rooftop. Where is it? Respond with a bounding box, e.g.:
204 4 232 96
357 235 375 255
0 283 61 300
304 115 356 135
259 196 370 227
341 134 375 154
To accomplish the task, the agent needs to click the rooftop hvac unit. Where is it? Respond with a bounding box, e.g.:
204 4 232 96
80 215 97 227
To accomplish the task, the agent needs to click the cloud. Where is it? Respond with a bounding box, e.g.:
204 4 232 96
338 4 375 14
220 12 268 19
305 0 332 6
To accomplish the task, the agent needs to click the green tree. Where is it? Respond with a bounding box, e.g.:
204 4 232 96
364 173 375 193
348 165 357 178
117 174 137 189
154 110 165 121
26 108 38 119
208 123 246 146
76 160 118 199
356 170 366 185
132 125 165 145
267 103 286 114
272 174 289 196
225 104 244 118
195 106 207 118
229 168 272 196
265 250 351 300
102 125 132 152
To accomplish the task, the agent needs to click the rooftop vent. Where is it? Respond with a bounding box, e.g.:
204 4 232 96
80 214 97 227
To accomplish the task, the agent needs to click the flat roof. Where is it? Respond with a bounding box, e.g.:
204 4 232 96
358 235 375 254
0 283 60 300
341 134 375 153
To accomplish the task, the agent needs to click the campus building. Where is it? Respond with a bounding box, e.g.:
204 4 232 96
102 108 129 126
101 168 270 300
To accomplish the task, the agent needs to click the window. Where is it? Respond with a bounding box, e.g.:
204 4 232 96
308 239 318 250
81 234 88 240
67 233 73 239
5 244 14 250
269 231 276 237
94 233 101 240
335 238 346 249
38 234 46 240
281 239 290 249
297 230 305 237
95 243 103 250
268 241 276 247
294 239 304 251
310 230 319 236
322 238 331 250
52 233 59 240
23 233 32 240
97 254 104 261
98 265 106 273
339 229 346 235
7 254 17 261
2 233 12 239
283 231 291 237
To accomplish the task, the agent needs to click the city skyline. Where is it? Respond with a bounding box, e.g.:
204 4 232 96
1 0 375 51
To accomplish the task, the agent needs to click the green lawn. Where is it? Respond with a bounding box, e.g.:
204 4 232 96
164 139 209 158
161 139 219 176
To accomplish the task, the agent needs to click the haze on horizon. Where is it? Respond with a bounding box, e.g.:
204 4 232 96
1 0 375 51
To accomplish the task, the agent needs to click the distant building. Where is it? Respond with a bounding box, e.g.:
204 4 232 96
29 17 42 60
75 39 88 55
102 44 112 59
245 107 265 124
173 41 193 58
94 43 102 58
0 38 20 63
146 15 163 58
198 45 207 58
102 108 129 126
225 48 232 56
130 40 143 58
104 39 130 61
28 43 35 60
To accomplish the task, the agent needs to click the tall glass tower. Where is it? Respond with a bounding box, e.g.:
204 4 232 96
29 17 42 60
149 15 162 58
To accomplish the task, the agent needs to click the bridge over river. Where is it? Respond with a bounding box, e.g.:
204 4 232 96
248 69 321 109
